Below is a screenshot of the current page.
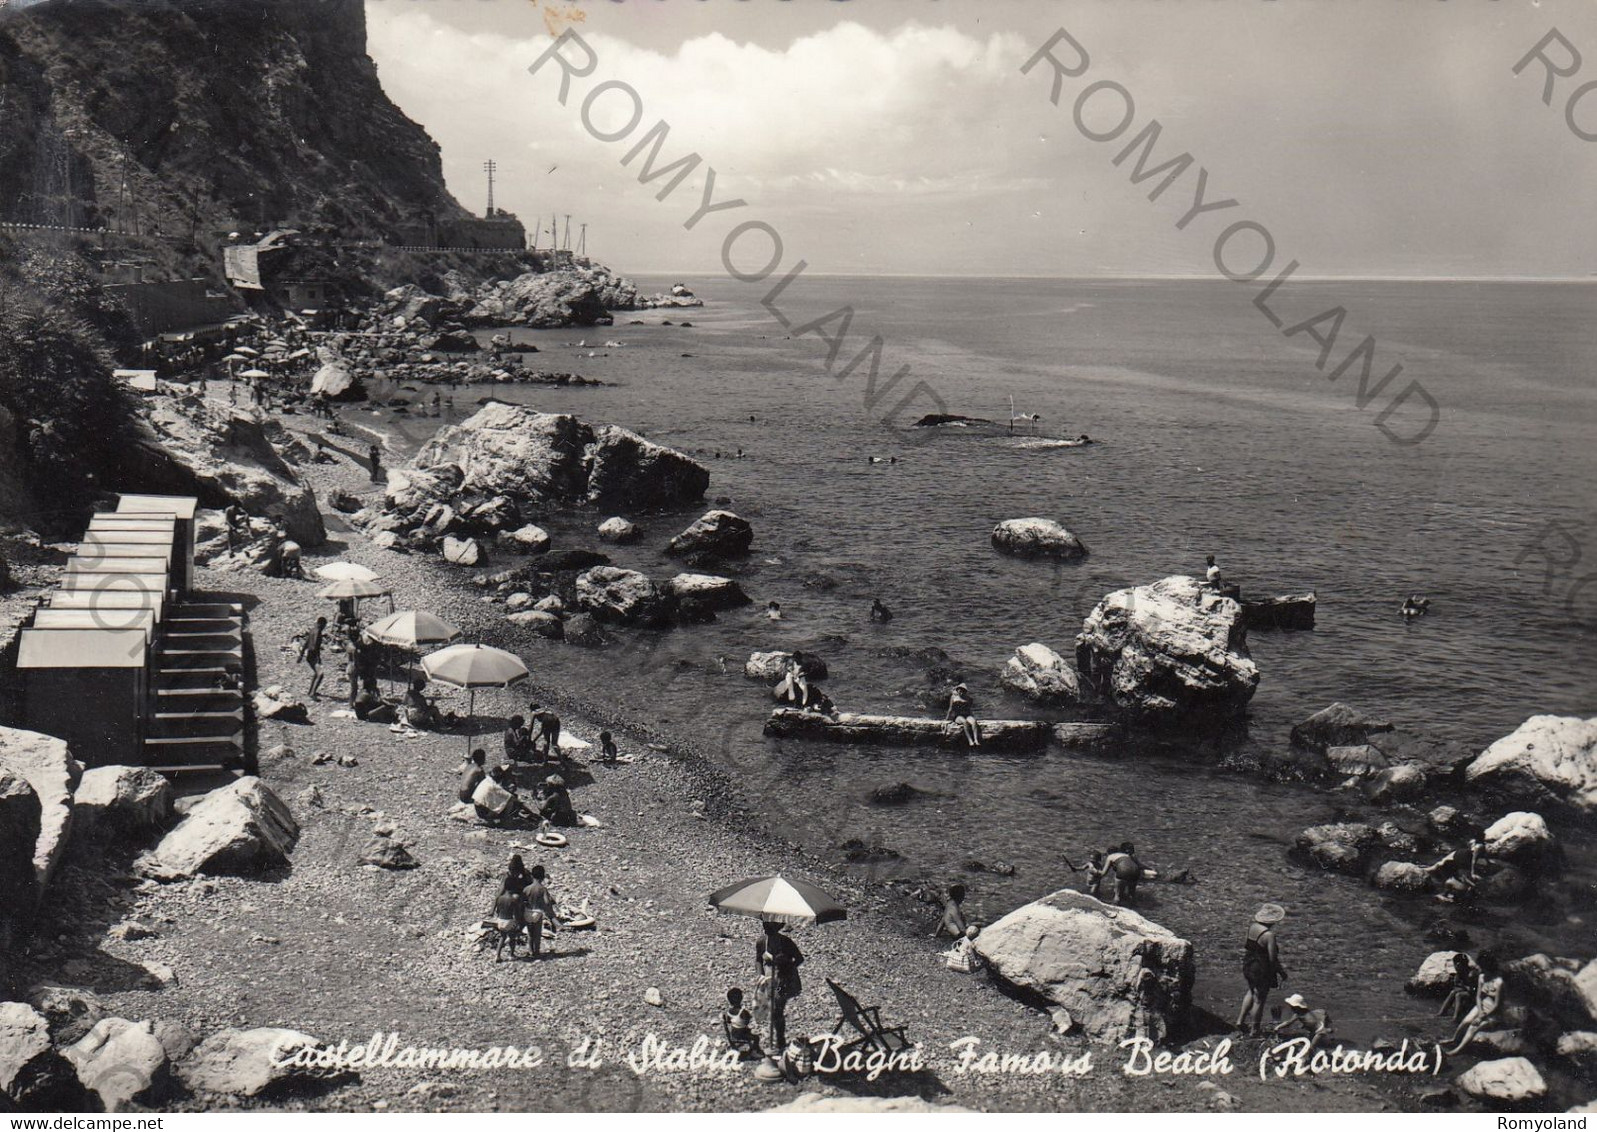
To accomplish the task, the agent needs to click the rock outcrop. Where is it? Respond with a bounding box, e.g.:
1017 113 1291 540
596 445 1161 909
588 426 712 510
973 889 1193 1043
1294 822 1379 874
137 777 299 880
667 510 753 558
1484 811 1557 867
1000 643 1080 703
1503 954 1597 1029
0 726 81 892
74 765 173 835
574 566 672 627
180 1028 344 1097
0 1002 78 1107
1465 715 1597 816
1075 576 1258 726
668 573 750 619
1290 702 1395 753
991 517 1087 560
1406 951 1466 996
63 1018 170 1111
1455 1057 1546 1104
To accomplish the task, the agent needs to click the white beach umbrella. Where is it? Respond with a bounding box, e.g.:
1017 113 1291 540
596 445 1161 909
314 562 379 583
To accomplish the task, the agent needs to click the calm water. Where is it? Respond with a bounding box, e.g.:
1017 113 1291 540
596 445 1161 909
381 275 1597 1042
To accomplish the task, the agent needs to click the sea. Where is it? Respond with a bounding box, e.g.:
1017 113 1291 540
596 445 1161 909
375 274 1597 1049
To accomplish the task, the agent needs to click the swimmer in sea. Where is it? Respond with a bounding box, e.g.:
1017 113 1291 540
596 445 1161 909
766 600 782 621
870 598 894 623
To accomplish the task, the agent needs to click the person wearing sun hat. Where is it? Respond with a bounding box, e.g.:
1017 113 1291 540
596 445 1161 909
1236 902 1288 1037
1274 992 1334 1047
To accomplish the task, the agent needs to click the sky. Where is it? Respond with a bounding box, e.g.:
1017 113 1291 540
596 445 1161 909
365 0 1597 279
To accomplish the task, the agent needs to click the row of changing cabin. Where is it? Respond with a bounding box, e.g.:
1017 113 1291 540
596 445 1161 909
13 494 258 776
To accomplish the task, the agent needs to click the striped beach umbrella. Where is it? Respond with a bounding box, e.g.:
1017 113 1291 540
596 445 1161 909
708 875 847 926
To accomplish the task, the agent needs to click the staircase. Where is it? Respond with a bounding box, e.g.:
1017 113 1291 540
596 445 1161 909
144 601 256 775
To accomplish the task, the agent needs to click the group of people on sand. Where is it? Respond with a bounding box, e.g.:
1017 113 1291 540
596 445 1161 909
296 611 383 706
457 748 581 829
716 922 806 1058
487 854 573 961
1235 903 1503 1059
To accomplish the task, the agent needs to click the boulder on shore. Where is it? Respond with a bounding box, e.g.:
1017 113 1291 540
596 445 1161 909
1367 763 1427 804
562 612 608 648
973 889 1193 1043
1502 954 1597 1029
575 566 672 626
0 1001 80 1107
137 777 299 880
667 510 753 558
1465 715 1597 816
1075 576 1258 726
1455 1057 1546 1104
991 517 1088 560
500 524 551 554
597 516 642 544
668 573 750 618
442 535 484 567
64 1018 170 1111
74 766 173 835
744 650 828 683
1290 702 1395 753
1372 860 1429 892
507 609 564 639
587 425 711 510
179 1028 346 1097
0 726 81 892
1000 643 1080 703
1484 811 1557 866
1406 951 1466 996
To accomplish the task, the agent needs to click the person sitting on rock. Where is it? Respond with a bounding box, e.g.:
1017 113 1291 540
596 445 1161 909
776 658 809 706
721 988 760 1059
945 683 980 747
870 598 894 623
1082 850 1107 897
1443 952 1503 1056
1274 993 1334 1048
457 749 488 804
1426 837 1486 902
1439 952 1479 1023
1204 554 1224 590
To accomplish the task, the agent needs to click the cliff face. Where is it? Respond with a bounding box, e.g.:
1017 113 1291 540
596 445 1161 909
0 0 468 251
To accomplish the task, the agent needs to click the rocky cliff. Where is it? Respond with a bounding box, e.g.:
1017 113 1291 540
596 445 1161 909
0 0 468 255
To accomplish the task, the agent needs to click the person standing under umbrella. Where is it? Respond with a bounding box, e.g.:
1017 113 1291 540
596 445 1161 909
755 921 804 1051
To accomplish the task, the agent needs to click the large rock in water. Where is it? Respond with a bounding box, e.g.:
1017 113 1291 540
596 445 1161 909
1484 811 1557 866
0 771 41 947
587 425 710 510
74 765 173 835
1456 1057 1547 1104
0 726 81 892
413 404 594 504
991 517 1087 560
1075 575 1258 726
668 510 753 558
973 889 1193 1043
179 1028 344 1097
125 399 326 546
1466 715 1597 816
1290 702 1396 753
1294 822 1378 873
668 573 750 619
575 567 672 626
1000 643 1080 703
137 777 299 880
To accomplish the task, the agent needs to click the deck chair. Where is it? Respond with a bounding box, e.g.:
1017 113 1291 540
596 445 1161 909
827 978 912 1057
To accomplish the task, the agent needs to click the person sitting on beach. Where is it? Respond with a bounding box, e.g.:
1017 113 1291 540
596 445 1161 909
1274 993 1334 1048
944 924 984 973
353 682 393 723
530 706 562 762
870 598 894 623
935 883 969 940
490 876 526 962
1439 953 1479 1023
472 763 521 825
945 683 980 747
538 774 579 827
458 752 489 805
280 529 304 579
597 730 620 763
1443 952 1504 1056
721 988 760 1059
404 677 440 730
503 715 533 763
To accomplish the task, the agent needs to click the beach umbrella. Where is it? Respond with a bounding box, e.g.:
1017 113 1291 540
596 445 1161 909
223 353 249 364
365 609 460 648
239 368 270 379
315 561 380 583
316 578 390 600
420 643 530 750
708 875 847 927
234 346 259 356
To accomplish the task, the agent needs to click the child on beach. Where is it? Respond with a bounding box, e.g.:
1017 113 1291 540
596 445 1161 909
721 988 759 1058
1274 994 1334 1048
598 730 619 762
